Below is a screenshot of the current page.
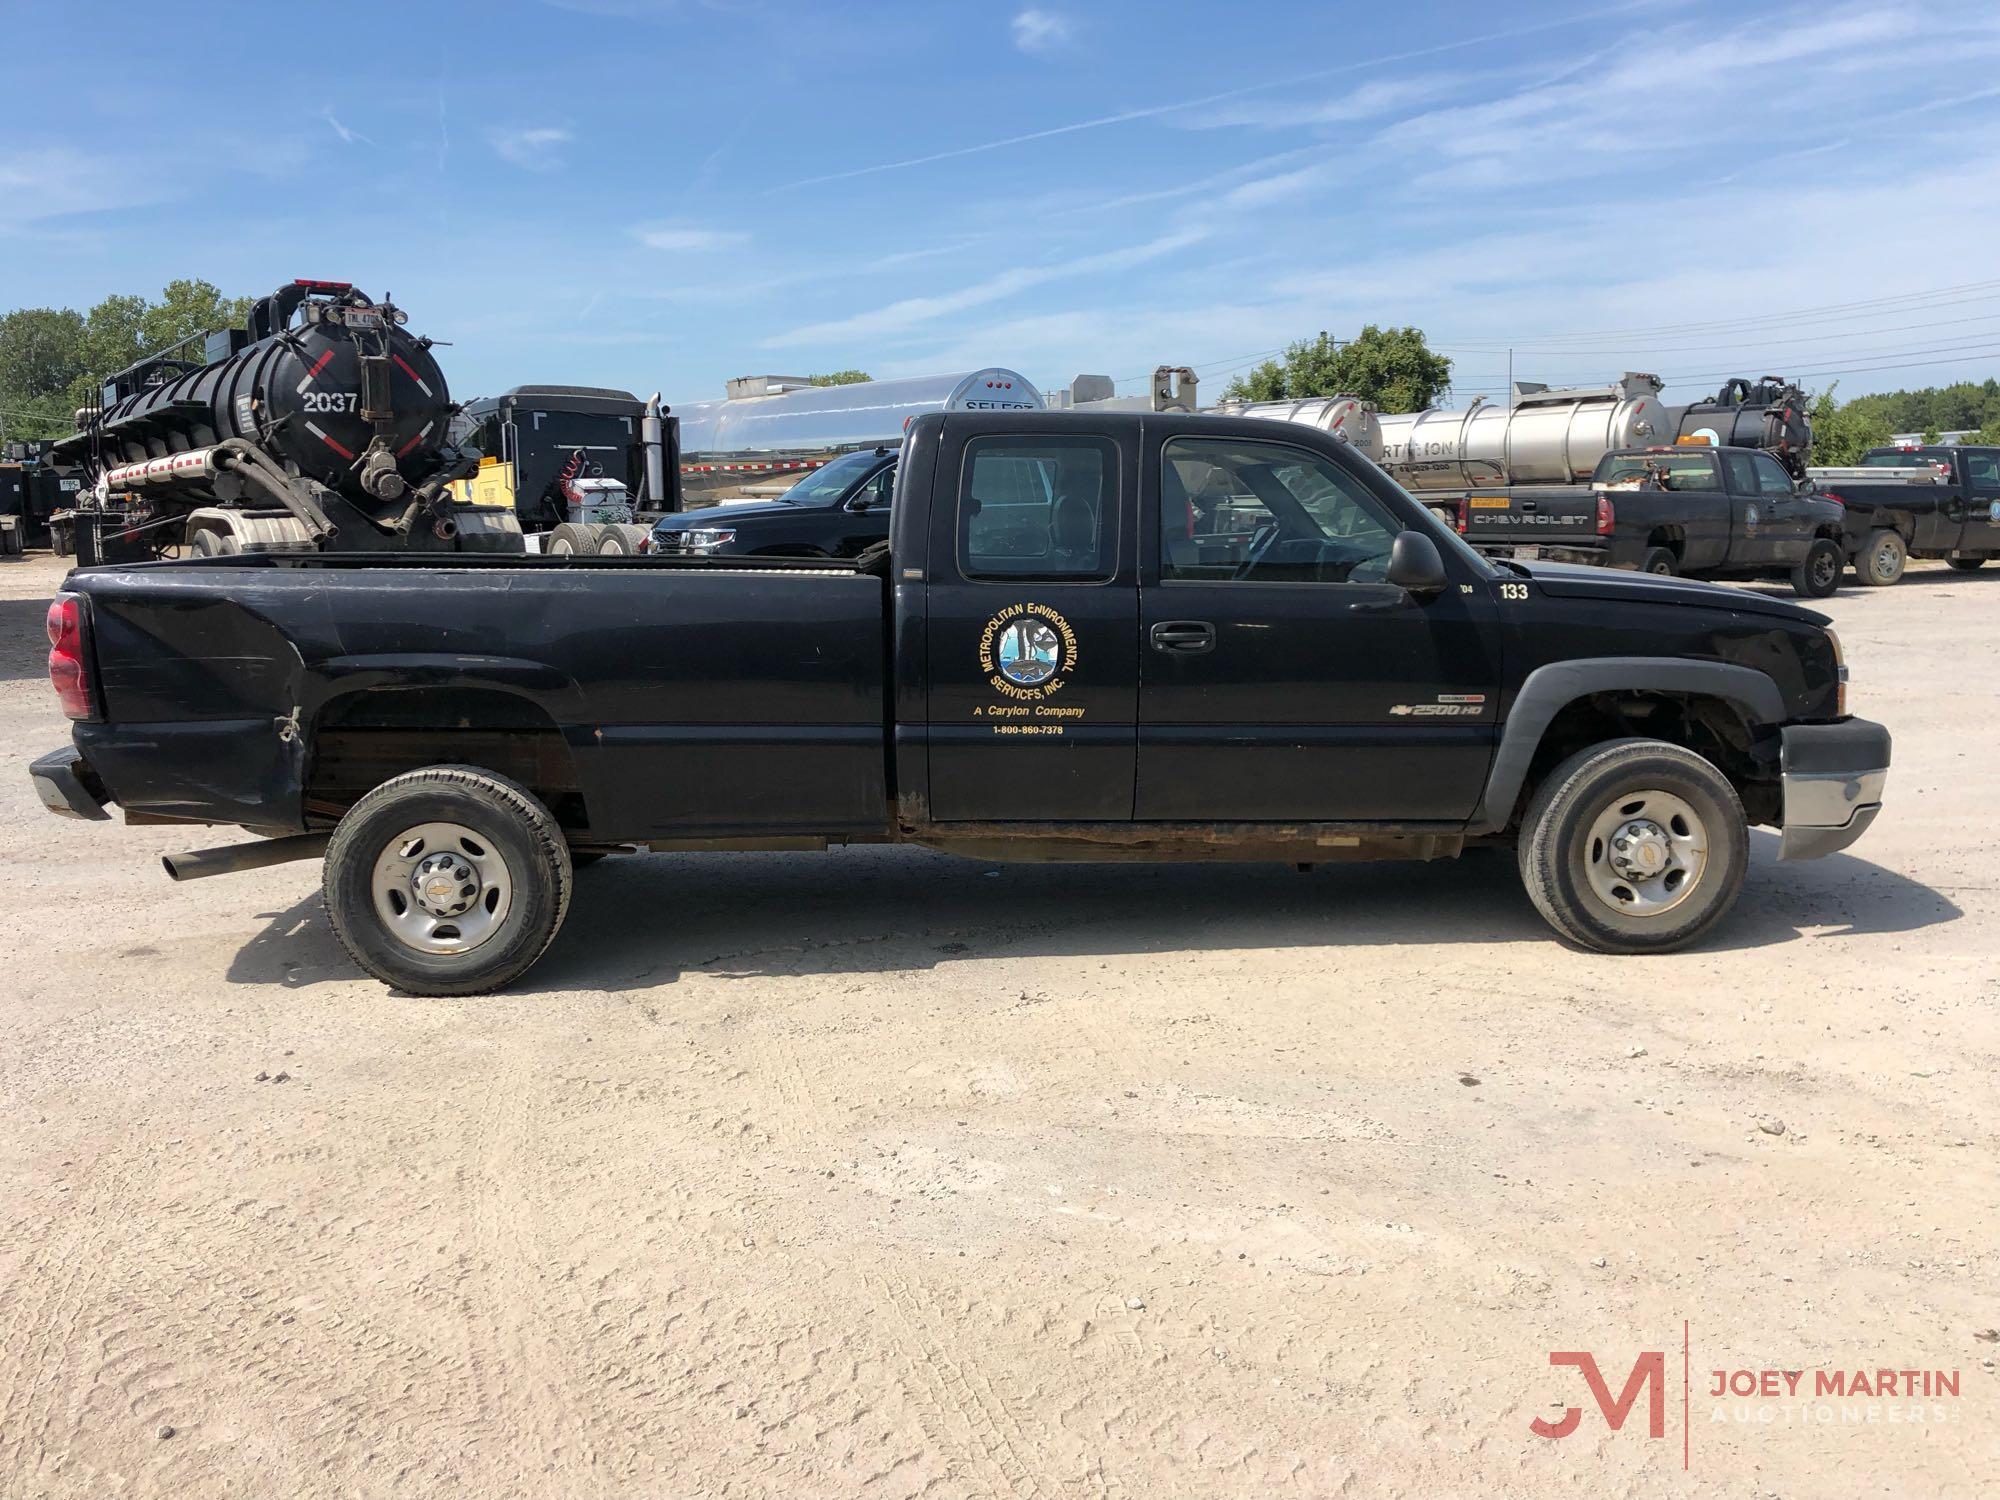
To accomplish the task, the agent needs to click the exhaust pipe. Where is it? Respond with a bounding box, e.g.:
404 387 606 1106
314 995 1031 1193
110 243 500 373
163 832 329 882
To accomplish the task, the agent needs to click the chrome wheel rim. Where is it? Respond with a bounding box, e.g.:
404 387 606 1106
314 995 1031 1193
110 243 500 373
371 821 513 955
1874 538 1900 577
1582 790 1708 918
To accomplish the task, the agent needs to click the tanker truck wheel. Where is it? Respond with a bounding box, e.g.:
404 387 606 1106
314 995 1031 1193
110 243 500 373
595 524 649 556
547 523 601 556
1852 529 1907 587
323 766 573 996
191 528 243 558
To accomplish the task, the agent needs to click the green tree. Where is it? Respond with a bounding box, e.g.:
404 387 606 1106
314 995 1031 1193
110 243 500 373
1921 422 1943 445
808 369 871 387
1806 383 1894 467
0 280 253 441
1222 326 1452 413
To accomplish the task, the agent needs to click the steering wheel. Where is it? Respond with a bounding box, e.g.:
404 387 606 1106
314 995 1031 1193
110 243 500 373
1346 548 1393 584
1232 522 1280 579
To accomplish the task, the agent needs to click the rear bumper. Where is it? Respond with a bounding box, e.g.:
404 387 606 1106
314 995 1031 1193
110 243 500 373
1470 539 1617 568
30 746 111 821
1778 718 1890 860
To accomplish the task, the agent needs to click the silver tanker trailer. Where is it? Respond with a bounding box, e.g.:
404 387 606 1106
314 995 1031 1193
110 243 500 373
672 368 1044 506
1219 372 1812 511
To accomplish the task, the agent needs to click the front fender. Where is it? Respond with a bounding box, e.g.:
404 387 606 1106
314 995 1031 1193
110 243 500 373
1470 657 1785 832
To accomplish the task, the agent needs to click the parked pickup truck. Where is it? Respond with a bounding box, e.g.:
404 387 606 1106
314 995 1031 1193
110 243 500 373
1450 444 1849 597
1808 444 2000 586
32 410 1891 995
647 447 895 558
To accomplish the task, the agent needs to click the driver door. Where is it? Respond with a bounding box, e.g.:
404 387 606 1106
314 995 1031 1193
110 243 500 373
1136 431 1500 822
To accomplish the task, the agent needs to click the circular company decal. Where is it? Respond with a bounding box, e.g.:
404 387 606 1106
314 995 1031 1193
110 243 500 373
978 603 1078 700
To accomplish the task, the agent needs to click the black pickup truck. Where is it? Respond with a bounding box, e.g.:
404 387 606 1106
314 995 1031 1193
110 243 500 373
33 410 1890 995
1452 445 1849 597
647 447 895 558
1808 444 2000 586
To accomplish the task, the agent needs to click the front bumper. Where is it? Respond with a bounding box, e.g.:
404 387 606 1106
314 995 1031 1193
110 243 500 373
30 746 110 821
1778 718 1890 860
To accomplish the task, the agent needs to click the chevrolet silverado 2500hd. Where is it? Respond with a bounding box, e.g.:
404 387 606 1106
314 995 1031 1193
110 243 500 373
32 410 1890 994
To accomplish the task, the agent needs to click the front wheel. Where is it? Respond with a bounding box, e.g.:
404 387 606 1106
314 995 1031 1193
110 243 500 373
1791 536 1844 598
1852 528 1907 587
1947 557 1988 572
1518 739 1749 954
323 766 573 995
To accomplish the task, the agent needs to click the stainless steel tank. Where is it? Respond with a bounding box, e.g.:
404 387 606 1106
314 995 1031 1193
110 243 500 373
1376 374 1672 491
673 368 1043 458
1216 395 1385 464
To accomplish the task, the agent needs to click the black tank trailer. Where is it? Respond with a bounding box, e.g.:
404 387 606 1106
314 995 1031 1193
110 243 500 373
54 280 522 557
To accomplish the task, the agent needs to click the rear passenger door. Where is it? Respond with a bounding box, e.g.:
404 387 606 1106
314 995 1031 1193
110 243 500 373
1959 450 2000 554
923 423 1139 822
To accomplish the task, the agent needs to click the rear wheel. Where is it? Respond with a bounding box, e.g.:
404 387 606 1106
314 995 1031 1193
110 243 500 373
1641 546 1678 577
1852 528 1907 586
323 766 573 995
1518 738 1749 954
1790 537 1844 598
1947 557 1988 572
190 528 243 557
548 522 600 556
594 523 649 556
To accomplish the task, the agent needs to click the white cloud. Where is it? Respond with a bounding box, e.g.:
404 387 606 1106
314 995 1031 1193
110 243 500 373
488 125 573 171
1011 8 1073 54
321 109 373 147
763 228 1210 348
635 225 750 252
1192 76 1462 131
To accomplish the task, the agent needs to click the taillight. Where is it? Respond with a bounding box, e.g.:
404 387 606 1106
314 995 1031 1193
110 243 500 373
1819 490 1847 507
1454 500 1468 534
1595 493 1616 536
46 593 97 721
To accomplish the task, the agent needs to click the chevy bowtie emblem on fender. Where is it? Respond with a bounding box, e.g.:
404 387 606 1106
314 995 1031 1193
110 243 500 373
979 603 1078 701
1389 694 1487 717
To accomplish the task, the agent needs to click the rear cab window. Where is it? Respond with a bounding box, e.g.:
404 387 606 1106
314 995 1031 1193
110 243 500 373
1595 451 1718 491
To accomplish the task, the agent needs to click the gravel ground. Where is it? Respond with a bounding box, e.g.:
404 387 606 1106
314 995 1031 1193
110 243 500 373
0 549 1994 1498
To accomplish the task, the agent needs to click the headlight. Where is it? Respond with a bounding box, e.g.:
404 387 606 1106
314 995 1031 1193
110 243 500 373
682 528 736 552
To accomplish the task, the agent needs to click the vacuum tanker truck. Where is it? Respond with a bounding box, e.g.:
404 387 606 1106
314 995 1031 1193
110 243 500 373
52 280 524 561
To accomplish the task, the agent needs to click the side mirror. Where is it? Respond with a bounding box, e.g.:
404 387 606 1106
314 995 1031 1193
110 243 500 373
1384 530 1449 594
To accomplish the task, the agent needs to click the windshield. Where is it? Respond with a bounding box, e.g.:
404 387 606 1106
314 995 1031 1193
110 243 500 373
774 450 888 505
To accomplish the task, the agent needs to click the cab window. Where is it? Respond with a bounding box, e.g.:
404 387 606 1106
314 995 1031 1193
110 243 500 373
1749 453 1794 494
959 435 1116 579
1159 436 1396 584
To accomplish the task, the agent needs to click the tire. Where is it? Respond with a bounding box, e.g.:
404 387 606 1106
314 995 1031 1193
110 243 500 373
547 522 600 557
1640 546 1678 577
1947 557 1987 572
1852 528 1907 587
1518 738 1749 955
594 523 648 556
51 524 73 559
323 765 573 996
1790 536 1844 598
190 528 242 557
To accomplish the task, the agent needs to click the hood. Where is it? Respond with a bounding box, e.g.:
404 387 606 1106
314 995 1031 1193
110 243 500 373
1520 562 1830 625
652 497 825 531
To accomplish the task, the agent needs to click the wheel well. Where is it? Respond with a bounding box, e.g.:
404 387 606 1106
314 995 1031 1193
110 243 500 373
305 689 588 830
1518 691 1780 827
1646 526 1685 554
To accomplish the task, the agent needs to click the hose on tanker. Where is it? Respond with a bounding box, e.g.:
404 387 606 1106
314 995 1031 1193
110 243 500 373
212 439 339 543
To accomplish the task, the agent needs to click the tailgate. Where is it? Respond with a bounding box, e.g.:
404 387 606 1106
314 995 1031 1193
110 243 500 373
1456 491 1602 553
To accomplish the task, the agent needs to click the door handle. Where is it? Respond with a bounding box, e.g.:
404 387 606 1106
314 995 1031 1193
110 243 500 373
1150 620 1216 654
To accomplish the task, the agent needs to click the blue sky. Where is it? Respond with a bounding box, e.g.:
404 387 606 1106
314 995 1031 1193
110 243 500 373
6 0 2000 412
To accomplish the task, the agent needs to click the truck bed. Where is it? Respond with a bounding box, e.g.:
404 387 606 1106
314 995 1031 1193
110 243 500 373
68 552 892 840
